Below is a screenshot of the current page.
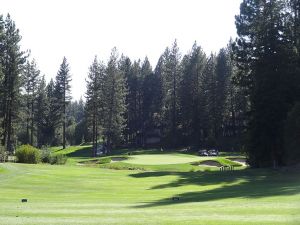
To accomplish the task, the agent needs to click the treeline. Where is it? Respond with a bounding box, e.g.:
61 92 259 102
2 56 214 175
0 14 82 151
0 13 245 154
2 0 300 169
86 42 246 155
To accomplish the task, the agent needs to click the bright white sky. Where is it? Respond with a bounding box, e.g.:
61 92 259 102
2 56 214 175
2 0 242 100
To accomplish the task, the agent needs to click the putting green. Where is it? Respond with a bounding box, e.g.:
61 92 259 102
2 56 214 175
123 154 204 165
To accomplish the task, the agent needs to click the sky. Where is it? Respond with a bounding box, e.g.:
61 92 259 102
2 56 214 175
1 0 242 100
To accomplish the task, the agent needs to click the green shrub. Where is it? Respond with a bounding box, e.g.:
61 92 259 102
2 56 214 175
40 147 52 163
16 145 40 164
0 145 8 162
50 154 68 165
98 157 111 164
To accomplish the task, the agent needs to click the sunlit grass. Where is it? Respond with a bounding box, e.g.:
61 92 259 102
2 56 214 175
0 145 298 224
0 162 299 225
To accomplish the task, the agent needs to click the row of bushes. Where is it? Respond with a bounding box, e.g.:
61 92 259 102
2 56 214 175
15 145 67 165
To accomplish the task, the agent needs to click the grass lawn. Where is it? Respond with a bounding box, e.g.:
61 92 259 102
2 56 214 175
0 146 299 225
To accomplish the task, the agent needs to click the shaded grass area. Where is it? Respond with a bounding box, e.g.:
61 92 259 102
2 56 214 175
51 145 93 165
129 169 300 208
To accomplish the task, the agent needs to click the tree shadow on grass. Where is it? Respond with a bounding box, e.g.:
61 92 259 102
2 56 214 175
57 146 93 158
129 169 300 208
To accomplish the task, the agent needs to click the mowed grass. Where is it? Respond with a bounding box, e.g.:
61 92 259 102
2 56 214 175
0 146 299 225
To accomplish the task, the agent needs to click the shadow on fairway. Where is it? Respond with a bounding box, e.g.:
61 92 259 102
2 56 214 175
130 169 300 208
56 146 93 158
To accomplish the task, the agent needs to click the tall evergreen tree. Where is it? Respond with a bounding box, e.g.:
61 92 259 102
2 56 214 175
119 55 134 145
45 79 57 145
102 48 127 151
234 0 294 167
85 56 105 156
35 76 49 147
0 14 26 152
179 42 207 146
161 40 182 147
54 57 72 149
22 59 40 145
141 57 160 141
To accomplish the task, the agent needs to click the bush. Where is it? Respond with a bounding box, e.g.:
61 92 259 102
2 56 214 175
0 145 8 162
40 147 52 163
16 145 40 164
50 154 67 165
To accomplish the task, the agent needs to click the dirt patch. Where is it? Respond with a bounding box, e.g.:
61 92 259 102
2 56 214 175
111 157 128 162
198 160 222 167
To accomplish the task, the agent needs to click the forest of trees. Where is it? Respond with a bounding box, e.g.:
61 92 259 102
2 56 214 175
1 0 300 168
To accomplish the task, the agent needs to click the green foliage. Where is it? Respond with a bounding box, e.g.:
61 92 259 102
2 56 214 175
35 76 50 147
50 154 67 165
233 0 298 167
159 40 182 147
21 59 40 146
85 56 106 154
15 145 40 164
0 145 8 162
103 48 127 149
54 57 72 149
40 147 52 163
0 14 26 152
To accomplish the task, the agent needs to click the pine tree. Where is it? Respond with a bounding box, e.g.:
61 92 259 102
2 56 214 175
45 79 57 145
54 57 72 149
179 42 207 146
0 14 26 152
85 56 105 156
160 40 182 147
102 48 127 151
118 55 133 145
35 76 49 147
0 16 4 142
141 57 160 142
22 59 40 145
234 0 294 167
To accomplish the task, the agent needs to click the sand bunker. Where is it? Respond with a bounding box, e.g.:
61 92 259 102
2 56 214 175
198 160 222 167
111 157 128 162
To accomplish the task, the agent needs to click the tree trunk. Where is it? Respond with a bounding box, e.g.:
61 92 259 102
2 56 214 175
92 107 96 157
30 100 34 145
172 69 177 147
95 119 98 156
7 103 12 152
63 100 66 149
